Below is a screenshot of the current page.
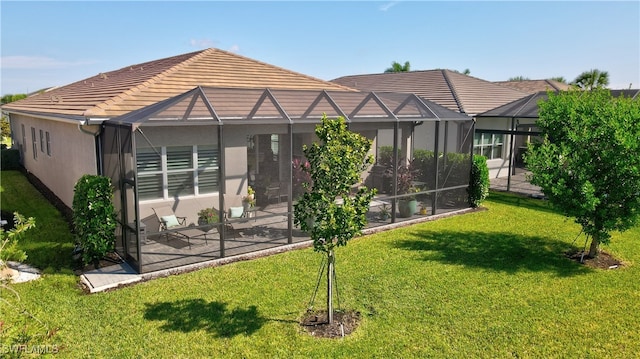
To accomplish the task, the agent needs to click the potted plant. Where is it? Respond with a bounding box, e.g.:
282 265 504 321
197 207 219 230
242 186 256 213
396 160 420 218
378 204 391 221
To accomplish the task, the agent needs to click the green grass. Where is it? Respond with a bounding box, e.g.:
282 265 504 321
1 171 75 271
2 171 639 358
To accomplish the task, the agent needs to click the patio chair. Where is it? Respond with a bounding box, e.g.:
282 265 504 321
152 205 203 248
265 182 289 204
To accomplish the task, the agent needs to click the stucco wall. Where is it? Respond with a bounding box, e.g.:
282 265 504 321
9 114 98 208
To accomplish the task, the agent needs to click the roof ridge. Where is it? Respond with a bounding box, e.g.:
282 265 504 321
332 69 449 81
545 79 562 91
209 48 356 92
441 70 465 113
84 49 209 116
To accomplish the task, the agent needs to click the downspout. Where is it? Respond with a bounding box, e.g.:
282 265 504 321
78 120 104 174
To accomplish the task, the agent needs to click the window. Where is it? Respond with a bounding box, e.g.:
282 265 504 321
31 127 37 160
136 145 219 201
39 129 44 152
46 131 51 156
473 133 503 160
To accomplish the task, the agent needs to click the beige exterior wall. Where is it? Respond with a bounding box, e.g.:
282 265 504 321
9 114 98 208
135 125 220 231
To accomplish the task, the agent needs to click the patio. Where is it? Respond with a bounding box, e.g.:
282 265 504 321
102 87 474 273
136 196 465 273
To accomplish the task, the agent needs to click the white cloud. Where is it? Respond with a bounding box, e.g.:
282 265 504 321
379 1 399 12
1 56 95 69
228 44 240 53
189 38 217 48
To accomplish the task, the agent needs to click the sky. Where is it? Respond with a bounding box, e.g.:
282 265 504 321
1 1 639 96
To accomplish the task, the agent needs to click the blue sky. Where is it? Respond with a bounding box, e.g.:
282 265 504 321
1 1 639 95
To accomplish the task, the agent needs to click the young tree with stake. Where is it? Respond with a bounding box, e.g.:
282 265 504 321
294 115 376 324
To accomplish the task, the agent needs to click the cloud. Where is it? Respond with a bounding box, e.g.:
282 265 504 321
1 56 96 69
379 1 399 12
228 44 240 53
189 38 217 48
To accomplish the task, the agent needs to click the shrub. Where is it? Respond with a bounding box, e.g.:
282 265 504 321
468 155 489 207
1 148 20 170
1 212 35 268
72 175 117 266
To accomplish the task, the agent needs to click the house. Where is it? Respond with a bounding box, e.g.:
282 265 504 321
3 49 356 209
331 70 530 178
475 88 640 179
2 49 473 273
494 79 572 94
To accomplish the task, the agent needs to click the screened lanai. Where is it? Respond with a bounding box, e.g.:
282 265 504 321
101 86 473 273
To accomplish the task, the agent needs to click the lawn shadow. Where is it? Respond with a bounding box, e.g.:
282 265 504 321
487 191 558 215
396 229 590 277
144 299 266 337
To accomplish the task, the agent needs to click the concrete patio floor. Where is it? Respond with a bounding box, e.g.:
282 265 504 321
81 204 478 293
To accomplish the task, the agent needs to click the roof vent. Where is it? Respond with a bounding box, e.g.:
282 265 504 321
99 73 108 80
50 95 63 103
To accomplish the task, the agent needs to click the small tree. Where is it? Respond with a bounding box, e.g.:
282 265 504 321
1 212 35 273
72 175 117 266
525 89 640 257
294 115 375 324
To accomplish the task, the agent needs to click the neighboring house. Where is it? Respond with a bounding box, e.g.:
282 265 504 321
2 49 473 273
476 88 640 178
331 70 530 178
494 79 572 94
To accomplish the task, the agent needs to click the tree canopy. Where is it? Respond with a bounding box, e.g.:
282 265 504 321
525 89 640 257
550 76 567 84
294 115 375 252
571 69 609 90
384 61 411 73
508 76 531 81
1 94 27 140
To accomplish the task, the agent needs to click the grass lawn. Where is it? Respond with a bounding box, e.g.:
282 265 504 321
2 170 639 358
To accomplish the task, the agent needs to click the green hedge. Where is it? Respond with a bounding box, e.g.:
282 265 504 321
1 148 20 170
72 175 117 266
468 155 489 207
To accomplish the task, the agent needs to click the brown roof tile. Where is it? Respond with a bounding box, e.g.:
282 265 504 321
494 79 572 93
331 70 527 115
3 48 354 118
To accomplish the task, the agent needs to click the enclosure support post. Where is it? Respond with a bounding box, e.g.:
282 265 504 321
219 124 226 258
432 121 440 215
507 117 516 192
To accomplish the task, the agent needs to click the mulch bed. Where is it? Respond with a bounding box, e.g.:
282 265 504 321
565 250 623 269
300 310 361 339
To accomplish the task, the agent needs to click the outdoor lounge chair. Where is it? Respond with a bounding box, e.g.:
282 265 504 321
152 205 206 248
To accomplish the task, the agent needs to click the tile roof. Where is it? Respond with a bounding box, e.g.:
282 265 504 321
2 48 354 118
477 89 640 118
494 79 572 93
331 70 528 115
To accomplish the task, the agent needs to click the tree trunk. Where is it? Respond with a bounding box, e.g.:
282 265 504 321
327 249 334 324
588 233 600 258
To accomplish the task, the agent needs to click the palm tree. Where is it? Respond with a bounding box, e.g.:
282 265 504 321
550 76 567 84
384 61 410 73
572 69 609 90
